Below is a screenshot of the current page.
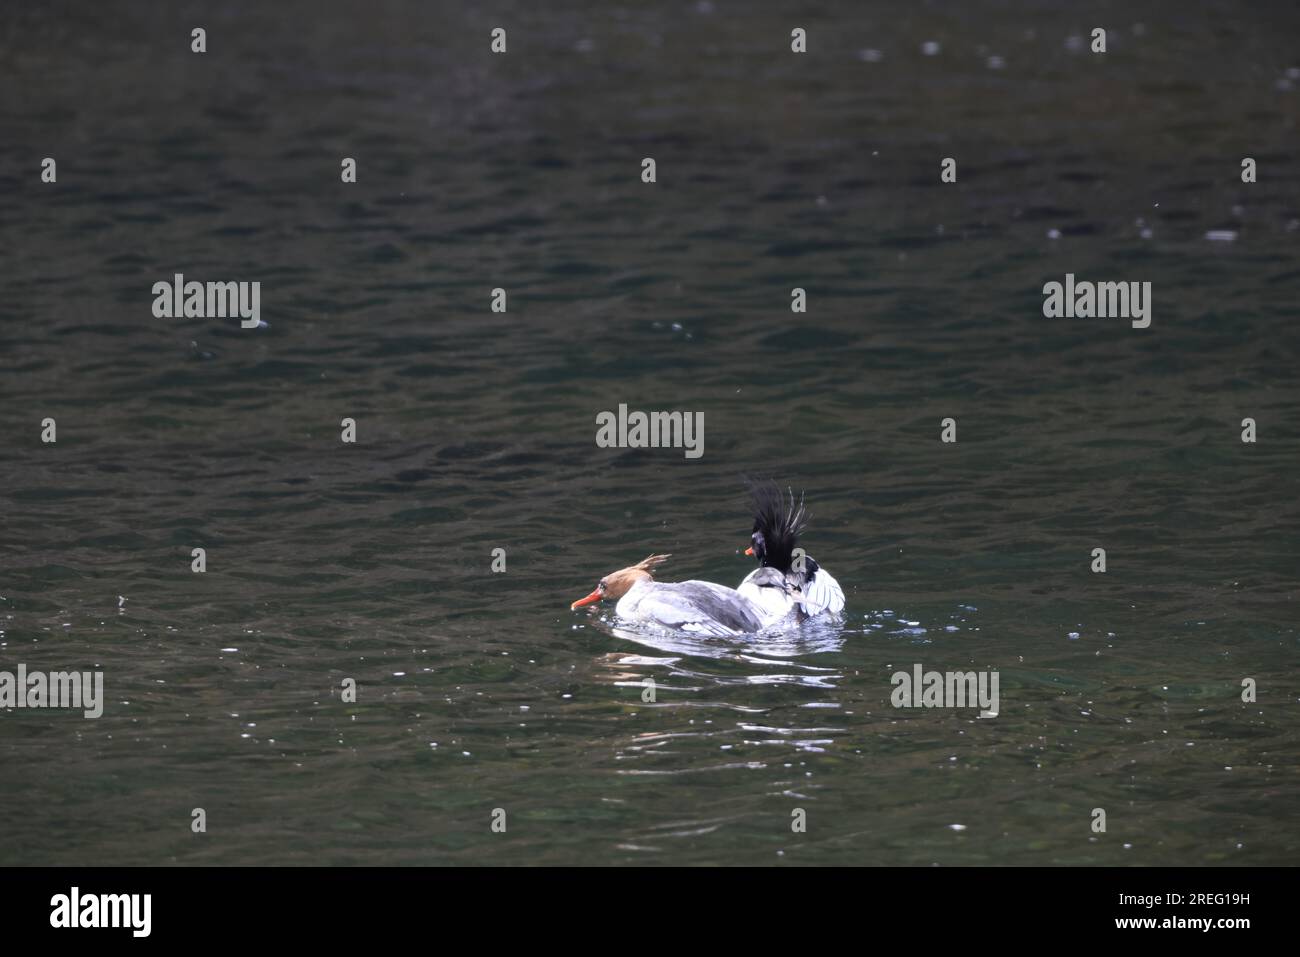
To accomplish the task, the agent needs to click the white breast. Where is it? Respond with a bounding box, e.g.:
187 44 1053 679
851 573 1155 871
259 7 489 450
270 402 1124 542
738 567 798 626
738 559 845 622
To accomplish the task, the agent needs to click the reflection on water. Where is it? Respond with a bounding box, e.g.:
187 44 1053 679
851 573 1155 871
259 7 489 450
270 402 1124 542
1 0 1298 865
604 615 847 663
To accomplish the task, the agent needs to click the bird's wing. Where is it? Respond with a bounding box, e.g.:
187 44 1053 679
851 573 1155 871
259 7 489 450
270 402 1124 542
631 581 763 635
799 565 846 616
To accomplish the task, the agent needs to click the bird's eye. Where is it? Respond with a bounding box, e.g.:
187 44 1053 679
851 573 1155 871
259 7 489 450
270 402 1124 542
597 581 606 592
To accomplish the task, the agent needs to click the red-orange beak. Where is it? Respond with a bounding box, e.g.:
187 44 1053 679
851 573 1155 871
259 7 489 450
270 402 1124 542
744 545 754 556
570 589 603 610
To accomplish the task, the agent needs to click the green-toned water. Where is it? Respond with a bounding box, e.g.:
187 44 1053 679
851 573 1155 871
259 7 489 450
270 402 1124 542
1 1 1297 865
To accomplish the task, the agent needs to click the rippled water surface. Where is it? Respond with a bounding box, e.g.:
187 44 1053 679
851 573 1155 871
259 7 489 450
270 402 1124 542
1 1 1298 865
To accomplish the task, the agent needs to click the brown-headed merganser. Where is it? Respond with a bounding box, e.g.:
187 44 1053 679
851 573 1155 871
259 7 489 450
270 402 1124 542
570 553 765 637
738 485 846 623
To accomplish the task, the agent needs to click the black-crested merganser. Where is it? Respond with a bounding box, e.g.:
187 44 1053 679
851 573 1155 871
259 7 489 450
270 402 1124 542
570 553 764 637
738 485 846 622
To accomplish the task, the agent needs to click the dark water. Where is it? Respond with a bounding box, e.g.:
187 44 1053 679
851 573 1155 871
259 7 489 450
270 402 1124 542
1 1 1297 865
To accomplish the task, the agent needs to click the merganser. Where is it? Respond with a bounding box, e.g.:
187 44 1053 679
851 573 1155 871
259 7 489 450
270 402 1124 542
570 553 764 637
738 485 846 622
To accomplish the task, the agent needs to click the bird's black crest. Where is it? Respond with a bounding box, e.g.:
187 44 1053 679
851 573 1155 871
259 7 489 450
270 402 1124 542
746 480 809 571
